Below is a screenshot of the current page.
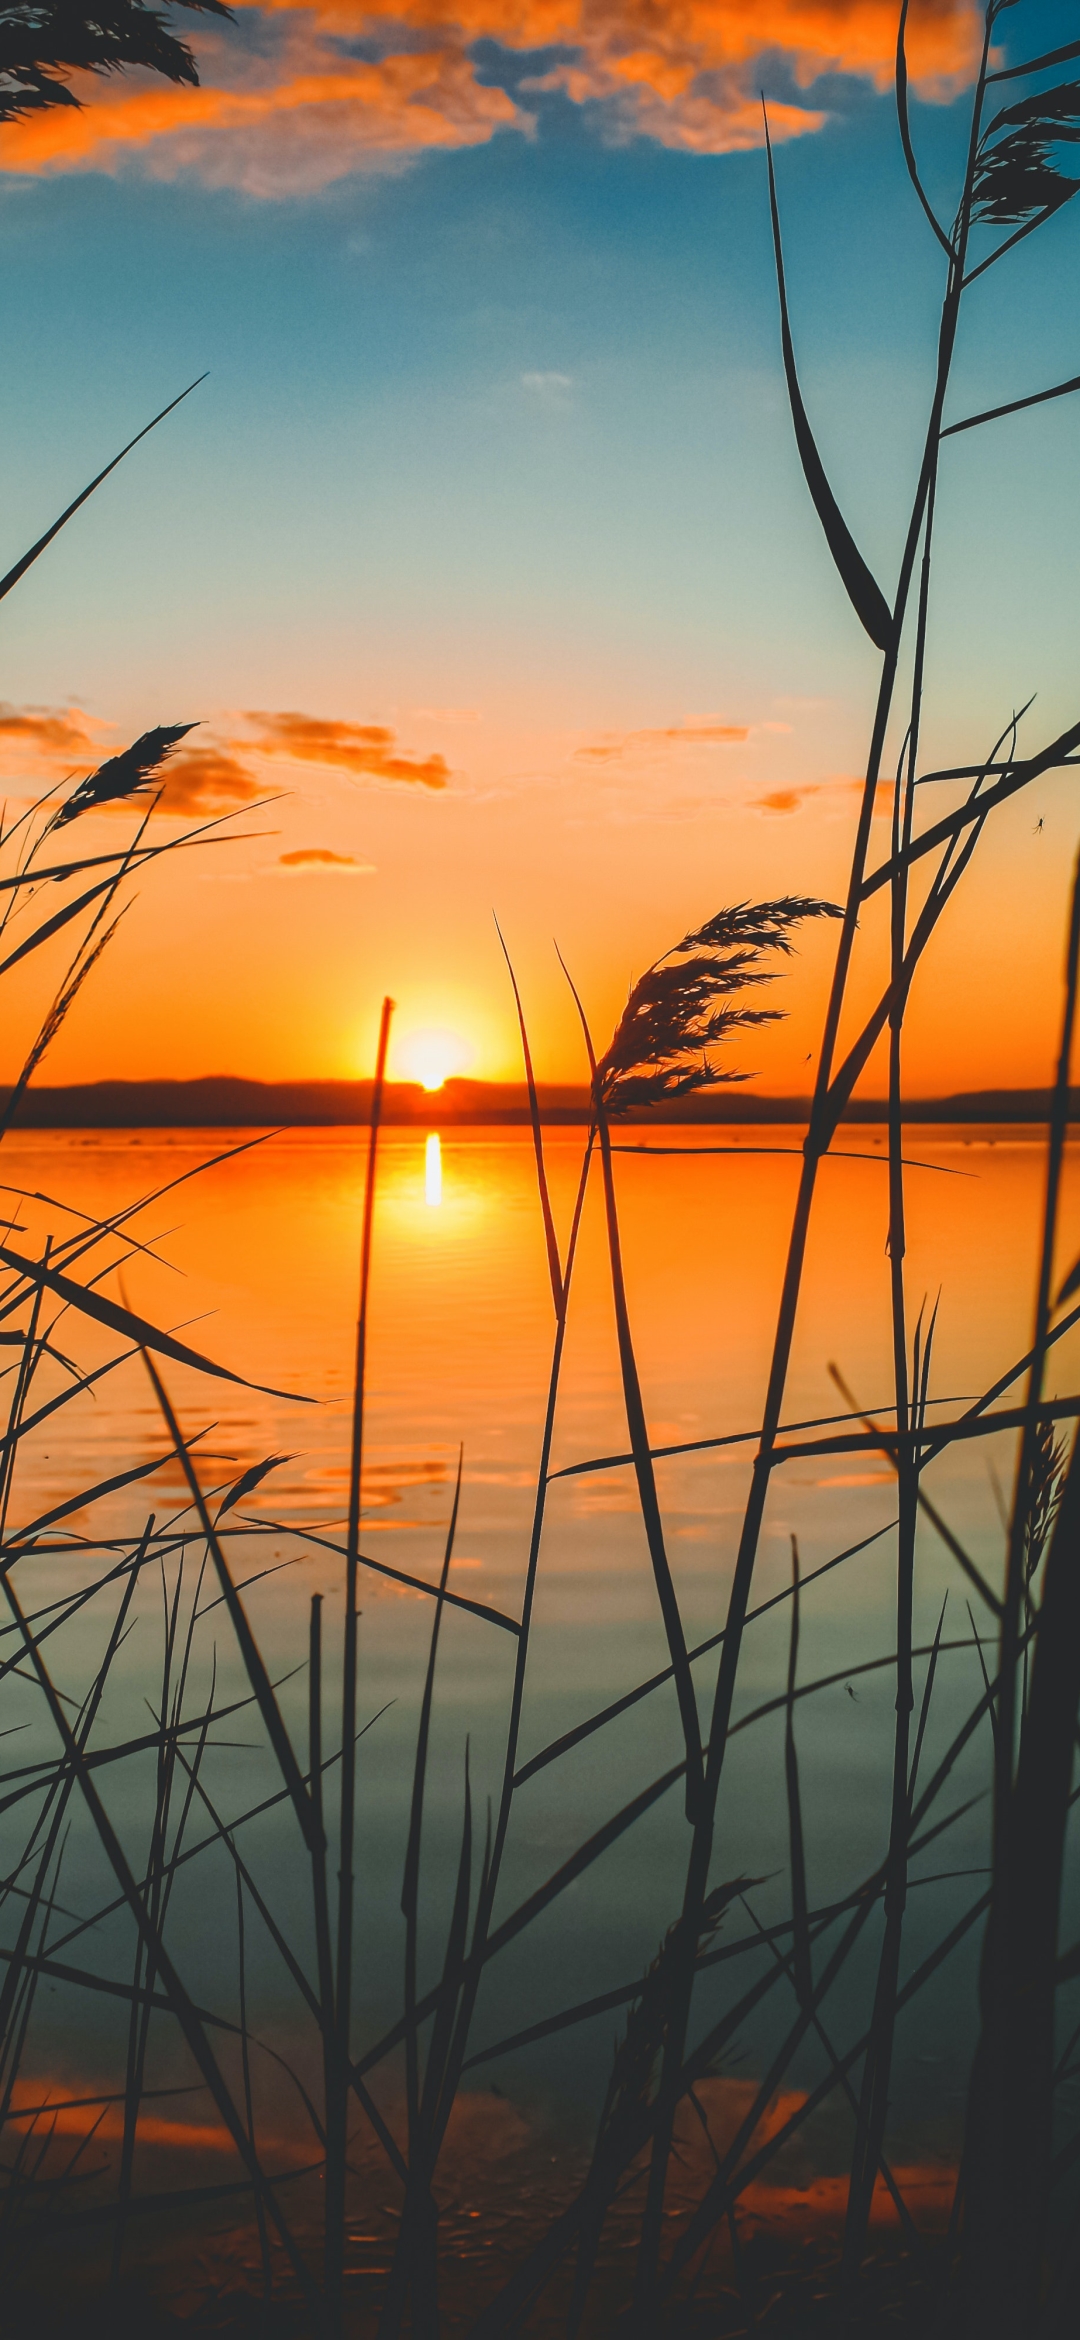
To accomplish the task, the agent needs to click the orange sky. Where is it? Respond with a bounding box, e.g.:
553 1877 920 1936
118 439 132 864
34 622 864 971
2 698 1075 1097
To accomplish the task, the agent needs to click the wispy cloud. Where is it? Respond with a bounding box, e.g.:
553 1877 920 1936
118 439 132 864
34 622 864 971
0 704 264 816
0 702 100 762
241 710 450 788
157 744 265 813
277 847 375 872
0 700 452 815
521 369 573 403
0 4 980 194
757 787 806 813
576 720 749 764
752 775 892 816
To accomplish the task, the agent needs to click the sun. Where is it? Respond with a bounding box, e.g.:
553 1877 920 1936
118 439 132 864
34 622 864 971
395 1026 473 1092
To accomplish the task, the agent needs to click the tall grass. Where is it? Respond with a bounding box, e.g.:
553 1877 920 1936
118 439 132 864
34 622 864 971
3 4 1080 2333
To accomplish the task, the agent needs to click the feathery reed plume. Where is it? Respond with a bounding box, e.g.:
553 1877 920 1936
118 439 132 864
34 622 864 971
970 76 1080 227
51 723 196 830
594 898 841 1115
0 1 234 125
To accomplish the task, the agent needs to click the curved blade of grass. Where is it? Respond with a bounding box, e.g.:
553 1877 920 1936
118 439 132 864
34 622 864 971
824 1359 1001 1614
909 1592 949 1807
764 109 893 650
353 1757 689 2083
44 2160 323 2232
964 197 1080 290
942 369 1080 437
273 1520 518 1633
425 1753 474 2139
139 1348 318 1852
494 917 562 1313
402 1446 463 2130
2 1428 214 1551
0 1241 310 1402
659 1883 993 2300
783 1536 812 2009
863 710 1080 898
549 1390 979 1483
558 944 703 1820
0 1577 316 2303
0 377 207 606
510 1529 890 1788
988 39 1080 87
897 0 954 255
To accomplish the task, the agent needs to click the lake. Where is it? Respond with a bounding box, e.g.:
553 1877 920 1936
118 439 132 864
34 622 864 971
2 1120 1078 2308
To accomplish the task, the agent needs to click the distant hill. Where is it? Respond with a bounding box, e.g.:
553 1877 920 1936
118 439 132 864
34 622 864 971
1 1078 1077 1127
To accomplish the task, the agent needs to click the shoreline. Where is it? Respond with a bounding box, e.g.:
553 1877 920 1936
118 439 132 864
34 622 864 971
2 1078 1077 1129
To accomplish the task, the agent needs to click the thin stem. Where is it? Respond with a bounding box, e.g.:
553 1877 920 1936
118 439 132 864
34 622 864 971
328 993 393 2328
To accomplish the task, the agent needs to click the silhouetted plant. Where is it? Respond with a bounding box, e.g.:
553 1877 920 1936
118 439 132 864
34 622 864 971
50 720 195 829
4 7 1080 2340
594 898 842 1114
0 0 233 125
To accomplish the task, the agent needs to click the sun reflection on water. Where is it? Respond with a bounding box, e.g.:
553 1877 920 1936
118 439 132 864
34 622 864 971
425 1131 443 1207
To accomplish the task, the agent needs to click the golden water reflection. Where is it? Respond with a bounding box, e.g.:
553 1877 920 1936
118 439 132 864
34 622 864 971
424 1130 442 1207
2 1123 1077 2155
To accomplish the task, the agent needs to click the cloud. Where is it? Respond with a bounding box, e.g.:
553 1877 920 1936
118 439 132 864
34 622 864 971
0 38 522 197
0 702 99 762
521 369 573 402
156 744 266 813
576 720 749 763
0 3 981 194
241 709 450 787
0 703 264 816
277 846 375 870
0 699 451 815
757 787 805 812
752 774 893 815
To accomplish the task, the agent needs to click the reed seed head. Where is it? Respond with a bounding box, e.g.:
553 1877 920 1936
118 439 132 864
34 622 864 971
595 896 842 1113
53 722 196 828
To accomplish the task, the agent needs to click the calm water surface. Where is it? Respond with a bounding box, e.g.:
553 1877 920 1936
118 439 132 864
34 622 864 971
3 1122 1078 2177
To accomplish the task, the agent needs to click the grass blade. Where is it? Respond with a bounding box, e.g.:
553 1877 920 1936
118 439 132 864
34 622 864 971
0 377 206 605
764 108 893 650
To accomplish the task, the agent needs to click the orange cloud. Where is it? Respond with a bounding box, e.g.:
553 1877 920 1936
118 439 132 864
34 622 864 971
0 701 98 762
576 720 749 762
242 710 450 788
157 744 265 813
0 700 450 811
0 3 981 193
0 45 521 194
758 786 804 812
277 846 375 870
753 775 894 816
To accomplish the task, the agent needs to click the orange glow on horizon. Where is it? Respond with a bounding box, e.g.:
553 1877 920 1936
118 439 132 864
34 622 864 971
394 1027 475 1091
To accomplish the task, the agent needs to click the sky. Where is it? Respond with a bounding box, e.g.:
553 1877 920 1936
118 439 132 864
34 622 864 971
2 0 1080 1095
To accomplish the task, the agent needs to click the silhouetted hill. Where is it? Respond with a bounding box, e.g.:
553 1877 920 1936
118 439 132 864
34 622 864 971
1 1078 1077 1127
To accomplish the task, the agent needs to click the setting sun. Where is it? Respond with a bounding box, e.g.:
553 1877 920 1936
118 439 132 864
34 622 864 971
394 1026 473 1091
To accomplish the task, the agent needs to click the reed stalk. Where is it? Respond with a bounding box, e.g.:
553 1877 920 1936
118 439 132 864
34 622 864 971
326 992 392 2328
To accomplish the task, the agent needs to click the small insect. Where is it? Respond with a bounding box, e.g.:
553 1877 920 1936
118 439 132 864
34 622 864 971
1034 818 1044 834
845 1683 858 1701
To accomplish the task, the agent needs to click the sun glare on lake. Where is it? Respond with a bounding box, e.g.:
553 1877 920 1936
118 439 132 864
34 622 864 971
424 1132 442 1206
